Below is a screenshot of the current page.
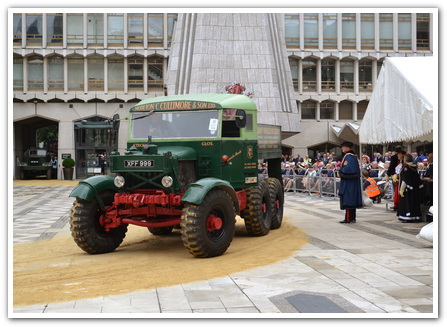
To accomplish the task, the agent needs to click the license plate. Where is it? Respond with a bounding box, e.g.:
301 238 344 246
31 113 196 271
124 160 154 167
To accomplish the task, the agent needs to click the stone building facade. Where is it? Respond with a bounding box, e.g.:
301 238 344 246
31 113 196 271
11 11 434 179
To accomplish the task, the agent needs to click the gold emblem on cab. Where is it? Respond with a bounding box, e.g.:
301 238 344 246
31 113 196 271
247 145 253 159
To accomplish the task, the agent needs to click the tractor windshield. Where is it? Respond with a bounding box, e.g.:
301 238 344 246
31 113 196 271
131 110 220 140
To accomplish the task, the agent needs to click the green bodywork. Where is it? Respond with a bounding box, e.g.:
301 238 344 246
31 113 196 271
70 93 282 205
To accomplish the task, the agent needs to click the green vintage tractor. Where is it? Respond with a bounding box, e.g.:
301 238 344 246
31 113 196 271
69 94 284 258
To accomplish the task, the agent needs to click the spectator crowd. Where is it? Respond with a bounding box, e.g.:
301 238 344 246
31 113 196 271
258 150 433 208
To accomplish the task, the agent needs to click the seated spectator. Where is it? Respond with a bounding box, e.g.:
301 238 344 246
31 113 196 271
362 155 372 171
369 161 379 178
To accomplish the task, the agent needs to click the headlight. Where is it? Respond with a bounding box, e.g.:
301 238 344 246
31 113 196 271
161 175 173 188
114 175 125 188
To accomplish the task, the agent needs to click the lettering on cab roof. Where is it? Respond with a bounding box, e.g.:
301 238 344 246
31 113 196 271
133 101 221 111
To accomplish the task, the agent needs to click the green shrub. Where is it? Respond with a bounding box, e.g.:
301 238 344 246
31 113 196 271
62 157 75 168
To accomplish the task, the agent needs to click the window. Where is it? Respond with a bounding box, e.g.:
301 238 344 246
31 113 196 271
398 13 412 50
167 14 177 46
321 58 335 91
303 14 318 49
320 100 335 119
68 56 84 90
357 100 369 120
26 14 42 45
285 14 300 48
128 56 143 89
148 55 163 88
67 14 83 46
48 55 64 90
379 14 393 50
148 14 163 47
340 59 354 91
302 58 317 91
289 57 299 90
88 14 104 46
323 13 337 49
339 100 353 120
301 100 316 119
13 13 22 45
417 14 430 49
13 55 23 90
28 55 44 89
128 13 143 46
359 59 372 91
88 56 104 90
108 13 124 46
108 55 124 90
47 13 63 45
342 14 356 49
361 14 374 50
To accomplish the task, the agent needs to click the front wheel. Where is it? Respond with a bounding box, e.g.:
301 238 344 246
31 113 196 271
70 190 128 254
181 188 236 258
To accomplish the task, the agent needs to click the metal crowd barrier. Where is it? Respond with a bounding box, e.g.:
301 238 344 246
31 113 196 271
259 168 426 201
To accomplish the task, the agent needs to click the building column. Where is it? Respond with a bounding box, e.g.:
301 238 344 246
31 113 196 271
23 56 28 93
144 57 148 94
124 57 128 94
335 59 340 94
374 13 380 51
298 58 303 94
393 13 398 52
335 101 339 121
84 57 88 93
354 59 359 95
104 56 108 94
372 59 378 88
64 56 68 93
58 120 75 180
353 101 358 122
83 13 88 49
43 56 48 94
42 13 47 48
317 58 321 95
316 101 321 121
411 13 417 52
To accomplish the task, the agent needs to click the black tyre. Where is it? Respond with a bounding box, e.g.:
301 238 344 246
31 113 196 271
266 177 284 229
243 179 272 236
70 190 128 254
147 226 174 235
180 188 236 258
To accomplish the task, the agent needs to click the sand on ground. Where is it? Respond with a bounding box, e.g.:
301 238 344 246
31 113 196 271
13 216 307 307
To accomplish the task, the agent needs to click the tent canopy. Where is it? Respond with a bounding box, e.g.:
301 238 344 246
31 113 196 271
359 56 436 144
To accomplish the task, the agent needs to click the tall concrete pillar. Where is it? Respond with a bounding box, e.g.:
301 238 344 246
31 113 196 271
166 13 300 135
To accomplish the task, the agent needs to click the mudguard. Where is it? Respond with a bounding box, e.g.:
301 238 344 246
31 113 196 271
181 177 239 212
69 175 118 208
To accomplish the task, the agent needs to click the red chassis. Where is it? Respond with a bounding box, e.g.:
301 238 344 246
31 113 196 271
99 189 248 232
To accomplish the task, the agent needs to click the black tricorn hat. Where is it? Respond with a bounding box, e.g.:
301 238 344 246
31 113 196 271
340 141 354 148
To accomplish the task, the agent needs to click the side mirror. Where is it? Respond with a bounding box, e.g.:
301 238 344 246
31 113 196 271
112 114 120 131
235 109 246 128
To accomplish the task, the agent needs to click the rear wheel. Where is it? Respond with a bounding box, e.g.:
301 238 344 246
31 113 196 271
266 177 284 229
70 190 128 254
181 188 236 258
243 179 272 236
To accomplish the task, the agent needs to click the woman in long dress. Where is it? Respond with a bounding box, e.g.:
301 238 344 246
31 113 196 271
398 154 423 222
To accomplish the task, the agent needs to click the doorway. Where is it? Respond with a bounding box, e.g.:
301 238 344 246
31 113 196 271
74 117 118 179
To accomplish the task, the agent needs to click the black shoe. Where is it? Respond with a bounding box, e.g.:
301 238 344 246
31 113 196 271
339 219 356 224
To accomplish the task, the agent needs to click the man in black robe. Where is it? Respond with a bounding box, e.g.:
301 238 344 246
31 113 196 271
398 154 423 222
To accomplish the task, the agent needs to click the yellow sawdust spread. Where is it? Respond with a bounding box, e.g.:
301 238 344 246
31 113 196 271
13 217 307 307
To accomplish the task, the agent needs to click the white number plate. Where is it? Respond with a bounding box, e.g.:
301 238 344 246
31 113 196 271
124 160 154 167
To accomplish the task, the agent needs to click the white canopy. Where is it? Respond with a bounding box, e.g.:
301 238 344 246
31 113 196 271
359 56 436 144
